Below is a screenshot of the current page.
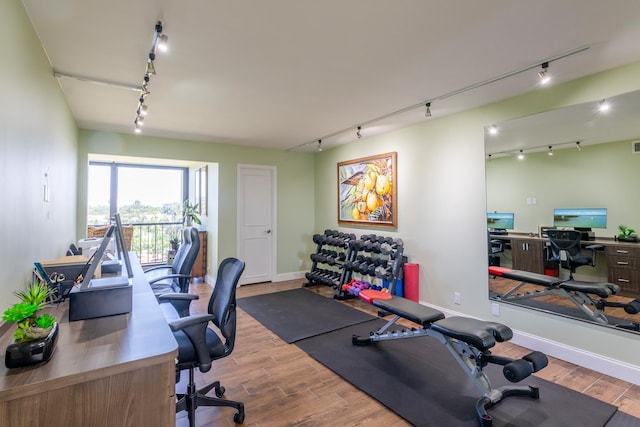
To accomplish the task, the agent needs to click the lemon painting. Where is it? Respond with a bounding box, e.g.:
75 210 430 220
338 152 396 227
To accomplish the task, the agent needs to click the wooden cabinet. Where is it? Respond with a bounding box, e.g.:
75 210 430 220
606 245 640 295
511 238 545 274
191 231 207 281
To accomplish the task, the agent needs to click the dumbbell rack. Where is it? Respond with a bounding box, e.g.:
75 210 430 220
303 230 355 289
334 234 404 300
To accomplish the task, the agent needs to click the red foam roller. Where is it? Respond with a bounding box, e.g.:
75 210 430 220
404 263 419 302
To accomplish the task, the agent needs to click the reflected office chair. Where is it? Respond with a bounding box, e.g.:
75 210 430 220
546 229 600 279
145 227 200 295
488 230 505 266
160 257 246 426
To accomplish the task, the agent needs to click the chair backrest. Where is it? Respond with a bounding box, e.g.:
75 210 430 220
208 258 245 355
547 229 582 261
167 227 201 292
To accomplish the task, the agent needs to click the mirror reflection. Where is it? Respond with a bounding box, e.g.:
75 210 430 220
485 90 640 334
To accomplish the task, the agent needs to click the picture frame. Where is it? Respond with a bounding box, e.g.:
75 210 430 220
338 152 397 228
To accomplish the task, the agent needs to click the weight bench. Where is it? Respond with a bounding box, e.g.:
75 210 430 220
354 289 548 427
489 266 619 324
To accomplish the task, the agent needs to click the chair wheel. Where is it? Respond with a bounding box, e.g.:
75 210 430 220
234 411 245 424
215 386 225 397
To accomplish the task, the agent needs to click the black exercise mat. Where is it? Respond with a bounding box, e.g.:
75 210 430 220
237 288 375 343
606 411 640 427
296 319 618 427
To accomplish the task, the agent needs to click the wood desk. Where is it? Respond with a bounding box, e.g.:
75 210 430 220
0 254 178 427
492 233 640 296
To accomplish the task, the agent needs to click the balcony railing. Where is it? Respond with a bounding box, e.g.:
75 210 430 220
129 221 183 265
89 221 183 266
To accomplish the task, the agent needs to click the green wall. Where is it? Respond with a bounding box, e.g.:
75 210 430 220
0 0 78 314
315 61 640 368
76 130 315 276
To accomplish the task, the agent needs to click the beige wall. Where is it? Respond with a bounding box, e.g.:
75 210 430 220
0 0 78 314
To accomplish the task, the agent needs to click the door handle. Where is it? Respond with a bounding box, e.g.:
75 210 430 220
266 229 271 234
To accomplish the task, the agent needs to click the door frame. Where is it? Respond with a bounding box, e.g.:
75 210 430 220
236 164 277 285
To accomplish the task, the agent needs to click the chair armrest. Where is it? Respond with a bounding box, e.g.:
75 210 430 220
144 265 171 273
585 244 602 266
149 273 192 285
169 314 216 372
585 244 603 250
158 293 198 317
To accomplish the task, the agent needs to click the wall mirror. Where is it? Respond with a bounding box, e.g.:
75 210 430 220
485 89 640 335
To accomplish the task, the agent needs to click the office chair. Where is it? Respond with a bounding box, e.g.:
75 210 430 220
160 257 246 426
145 227 200 295
488 230 505 266
546 229 600 279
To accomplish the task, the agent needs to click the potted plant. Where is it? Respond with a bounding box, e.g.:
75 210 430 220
169 236 180 250
618 225 639 242
3 280 59 368
182 200 201 226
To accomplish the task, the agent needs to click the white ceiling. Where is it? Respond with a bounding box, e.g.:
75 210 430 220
21 0 640 152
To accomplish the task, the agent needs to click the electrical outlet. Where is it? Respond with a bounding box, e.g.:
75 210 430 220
492 302 500 317
454 292 461 305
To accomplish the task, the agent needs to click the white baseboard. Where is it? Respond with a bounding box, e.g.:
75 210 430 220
422 301 640 386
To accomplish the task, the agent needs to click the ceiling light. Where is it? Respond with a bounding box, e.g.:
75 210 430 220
157 34 169 52
488 124 498 135
517 150 524 160
576 141 582 151
356 126 362 139
598 99 610 112
145 61 156 76
135 116 144 126
538 62 551 85
425 102 432 118
548 146 553 156
138 103 148 116
317 140 322 152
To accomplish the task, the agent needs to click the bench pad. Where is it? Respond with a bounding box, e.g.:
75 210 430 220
501 269 563 287
560 280 619 298
372 296 444 327
431 316 513 351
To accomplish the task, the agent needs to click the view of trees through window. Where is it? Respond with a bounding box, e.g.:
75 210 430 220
87 162 187 263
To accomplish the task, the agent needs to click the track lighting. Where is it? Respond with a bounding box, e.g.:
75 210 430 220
538 62 550 85
548 146 553 156
356 126 362 139
488 124 498 135
598 99 610 112
425 102 432 118
576 141 582 151
317 140 323 152
517 150 524 160
133 21 168 134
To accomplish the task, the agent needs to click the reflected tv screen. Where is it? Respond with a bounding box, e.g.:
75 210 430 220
553 208 607 229
487 212 514 230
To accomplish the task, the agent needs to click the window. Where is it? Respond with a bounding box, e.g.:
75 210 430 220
87 162 188 263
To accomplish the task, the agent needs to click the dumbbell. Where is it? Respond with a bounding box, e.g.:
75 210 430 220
375 265 393 280
312 234 325 245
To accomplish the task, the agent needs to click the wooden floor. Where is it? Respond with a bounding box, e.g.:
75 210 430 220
176 279 640 427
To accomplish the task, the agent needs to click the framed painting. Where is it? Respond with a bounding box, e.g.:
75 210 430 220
338 152 397 228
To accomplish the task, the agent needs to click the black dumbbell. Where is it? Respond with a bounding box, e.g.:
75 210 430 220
312 234 325 245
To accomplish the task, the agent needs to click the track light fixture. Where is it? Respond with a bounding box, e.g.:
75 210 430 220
576 141 582 151
538 62 550 85
598 99 610 112
133 21 168 134
317 139 323 152
425 102 432 118
356 126 362 139
517 150 525 160
548 145 553 156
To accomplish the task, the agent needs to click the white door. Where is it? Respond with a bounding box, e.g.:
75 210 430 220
237 165 276 285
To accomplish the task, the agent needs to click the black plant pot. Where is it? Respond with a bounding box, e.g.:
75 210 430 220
5 322 58 369
618 236 639 243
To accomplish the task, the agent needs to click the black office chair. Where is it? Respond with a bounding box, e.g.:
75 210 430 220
546 229 599 279
160 257 246 426
488 230 505 266
145 227 200 295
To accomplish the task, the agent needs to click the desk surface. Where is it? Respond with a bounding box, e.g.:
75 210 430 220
492 232 639 248
0 253 178 402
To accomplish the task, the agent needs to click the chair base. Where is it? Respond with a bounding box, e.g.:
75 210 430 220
177 368 245 426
